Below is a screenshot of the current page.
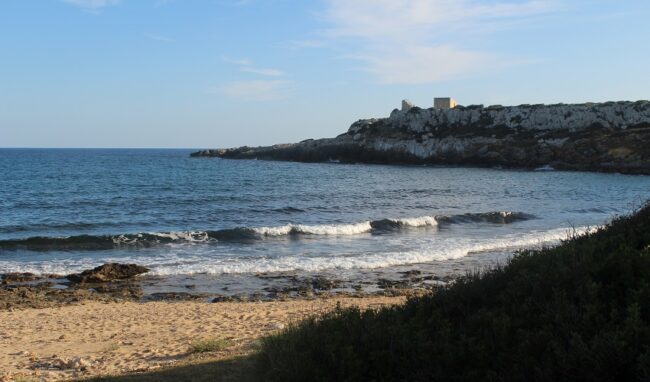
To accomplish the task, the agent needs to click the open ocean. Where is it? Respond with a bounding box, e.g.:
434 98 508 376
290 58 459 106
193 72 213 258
1 148 650 292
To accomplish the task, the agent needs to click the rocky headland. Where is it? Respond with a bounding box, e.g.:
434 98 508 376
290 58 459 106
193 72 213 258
192 100 650 174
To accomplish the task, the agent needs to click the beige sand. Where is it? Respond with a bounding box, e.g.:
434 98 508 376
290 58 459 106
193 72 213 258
0 296 405 381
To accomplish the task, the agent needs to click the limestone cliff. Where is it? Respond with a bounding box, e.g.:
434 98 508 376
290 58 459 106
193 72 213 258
191 101 650 174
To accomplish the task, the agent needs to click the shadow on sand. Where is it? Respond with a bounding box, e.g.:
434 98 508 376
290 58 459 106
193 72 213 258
82 356 257 382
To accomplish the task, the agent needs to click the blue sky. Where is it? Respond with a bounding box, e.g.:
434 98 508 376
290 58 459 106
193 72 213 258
1 0 649 148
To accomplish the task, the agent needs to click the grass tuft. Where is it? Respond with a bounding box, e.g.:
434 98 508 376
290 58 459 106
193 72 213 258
190 338 232 354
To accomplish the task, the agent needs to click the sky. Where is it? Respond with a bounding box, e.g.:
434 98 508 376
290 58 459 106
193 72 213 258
1 0 649 148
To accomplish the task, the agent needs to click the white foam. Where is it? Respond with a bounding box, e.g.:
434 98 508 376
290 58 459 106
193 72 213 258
112 234 142 245
0 226 594 276
252 225 294 236
389 215 438 227
534 164 555 171
252 217 434 237
253 221 373 236
112 231 210 245
163 226 594 274
151 231 210 242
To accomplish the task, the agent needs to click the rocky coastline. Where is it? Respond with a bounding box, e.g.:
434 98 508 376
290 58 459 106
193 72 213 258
0 262 445 310
192 100 650 174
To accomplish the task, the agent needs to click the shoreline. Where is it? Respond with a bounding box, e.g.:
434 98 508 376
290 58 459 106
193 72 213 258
0 296 406 381
0 249 511 311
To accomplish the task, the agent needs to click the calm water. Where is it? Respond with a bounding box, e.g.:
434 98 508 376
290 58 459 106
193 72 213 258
1 148 649 280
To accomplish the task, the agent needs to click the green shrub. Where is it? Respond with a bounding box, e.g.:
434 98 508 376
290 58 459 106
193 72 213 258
190 338 232 354
256 203 650 381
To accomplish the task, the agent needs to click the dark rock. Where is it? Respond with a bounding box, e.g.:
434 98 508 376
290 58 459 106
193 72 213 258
297 284 315 296
255 272 298 281
1 272 41 284
377 278 412 290
145 292 205 301
0 281 141 310
308 277 340 291
211 295 235 303
91 282 144 298
400 270 422 279
66 263 149 284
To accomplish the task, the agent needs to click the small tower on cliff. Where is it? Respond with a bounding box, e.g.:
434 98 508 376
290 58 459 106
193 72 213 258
434 97 458 109
401 99 415 111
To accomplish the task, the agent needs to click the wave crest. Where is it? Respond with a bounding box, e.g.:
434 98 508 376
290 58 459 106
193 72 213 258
253 222 373 237
437 211 534 225
0 211 533 251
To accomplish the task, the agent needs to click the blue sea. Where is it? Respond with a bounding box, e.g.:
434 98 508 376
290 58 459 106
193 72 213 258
1 148 649 293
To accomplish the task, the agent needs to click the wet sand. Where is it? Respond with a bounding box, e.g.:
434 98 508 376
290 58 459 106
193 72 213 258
0 296 405 381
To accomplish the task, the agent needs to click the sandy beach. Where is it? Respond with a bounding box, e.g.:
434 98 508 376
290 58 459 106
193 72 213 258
0 296 405 381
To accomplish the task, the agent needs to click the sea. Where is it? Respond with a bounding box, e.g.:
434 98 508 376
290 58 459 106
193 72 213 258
1 148 649 296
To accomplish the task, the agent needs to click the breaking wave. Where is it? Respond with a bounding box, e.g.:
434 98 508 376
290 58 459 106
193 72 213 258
436 211 535 225
0 211 534 251
0 226 590 276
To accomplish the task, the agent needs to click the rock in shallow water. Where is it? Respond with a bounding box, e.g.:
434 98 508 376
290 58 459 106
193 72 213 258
0 272 41 284
66 263 149 284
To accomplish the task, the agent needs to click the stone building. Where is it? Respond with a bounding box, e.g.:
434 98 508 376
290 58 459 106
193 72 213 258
401 99 415 111
434 97 458 109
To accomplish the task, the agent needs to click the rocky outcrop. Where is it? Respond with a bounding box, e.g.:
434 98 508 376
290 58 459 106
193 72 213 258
1 272 42 284
67 263 149 284
191 101 650 174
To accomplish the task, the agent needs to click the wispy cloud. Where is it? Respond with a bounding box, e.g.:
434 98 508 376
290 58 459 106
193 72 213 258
63 0 120 9
284 39 328 49
221 56 253 67
221 56 285 77
320 0 560 84
218 57 290 100
216 80 291 101
146 33 175 43
351 45 495 84
241 67 285 77
217 0 253 6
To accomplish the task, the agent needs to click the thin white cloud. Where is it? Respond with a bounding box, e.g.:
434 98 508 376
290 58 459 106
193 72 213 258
354 45 494 84
241 67 285 77
217 80 291 101
146 33 175 43
320 0 560 84
218 57 289 100
221 56 253 67
221 56 285 77
285 39 328 49
324 0 557 38
63 0 120 9
217 0 253 6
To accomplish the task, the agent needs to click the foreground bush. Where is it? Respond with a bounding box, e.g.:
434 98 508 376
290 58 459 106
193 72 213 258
257 204 650 381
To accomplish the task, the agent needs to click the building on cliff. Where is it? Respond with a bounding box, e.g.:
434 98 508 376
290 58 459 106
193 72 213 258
401 99 415 111
434 97 458 109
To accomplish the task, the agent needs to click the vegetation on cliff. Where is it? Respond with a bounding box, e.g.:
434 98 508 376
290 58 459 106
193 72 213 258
256 203 650 381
